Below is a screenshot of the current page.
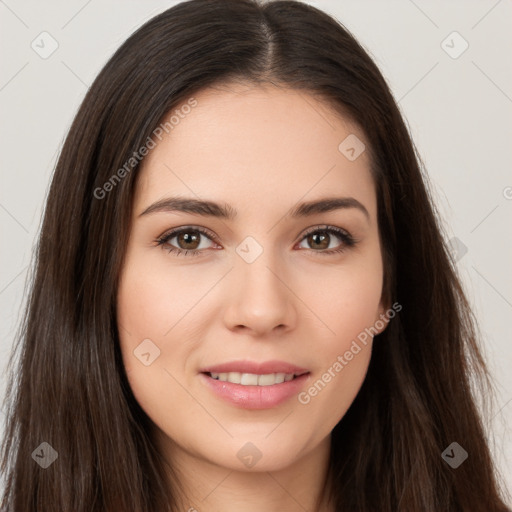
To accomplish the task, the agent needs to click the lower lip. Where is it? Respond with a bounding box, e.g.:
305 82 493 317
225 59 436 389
200 372 310 409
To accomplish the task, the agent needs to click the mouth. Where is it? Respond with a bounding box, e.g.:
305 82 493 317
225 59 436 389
199 361 311 409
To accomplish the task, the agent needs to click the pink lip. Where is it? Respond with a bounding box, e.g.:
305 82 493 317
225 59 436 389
200 360 309 375
199 360 311 410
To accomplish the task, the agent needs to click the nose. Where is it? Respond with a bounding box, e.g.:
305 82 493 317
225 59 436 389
222 252 298 337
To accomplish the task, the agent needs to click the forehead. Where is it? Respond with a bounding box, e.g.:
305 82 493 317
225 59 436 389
134 83 376 220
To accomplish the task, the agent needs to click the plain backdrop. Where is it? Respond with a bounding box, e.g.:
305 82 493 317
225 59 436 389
1 0 511 503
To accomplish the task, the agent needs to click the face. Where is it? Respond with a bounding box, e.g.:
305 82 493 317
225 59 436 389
117 83 388 474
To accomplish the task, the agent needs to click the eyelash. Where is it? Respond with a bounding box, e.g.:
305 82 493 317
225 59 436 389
155 225 357 257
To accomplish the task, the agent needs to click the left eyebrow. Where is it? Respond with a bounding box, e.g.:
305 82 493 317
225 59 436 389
138 196 370 222
289 197 370 221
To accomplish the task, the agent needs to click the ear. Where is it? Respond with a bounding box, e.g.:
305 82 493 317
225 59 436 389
373 296 392 336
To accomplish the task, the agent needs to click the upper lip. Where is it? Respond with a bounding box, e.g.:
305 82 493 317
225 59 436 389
201 360 309 375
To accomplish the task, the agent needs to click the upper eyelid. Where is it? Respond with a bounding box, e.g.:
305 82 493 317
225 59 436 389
301 224 350 238
159 225 218 243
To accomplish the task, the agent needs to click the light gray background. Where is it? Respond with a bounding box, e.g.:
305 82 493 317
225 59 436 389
1 0 511 502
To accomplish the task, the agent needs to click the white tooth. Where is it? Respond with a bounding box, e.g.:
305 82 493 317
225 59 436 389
240 373 259 385
258 374 277 386
227 372 241 384
211 371 296 385
275 373 285 384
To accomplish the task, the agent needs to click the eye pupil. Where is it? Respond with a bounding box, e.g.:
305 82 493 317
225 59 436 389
309 232 329 250
178 231 200 249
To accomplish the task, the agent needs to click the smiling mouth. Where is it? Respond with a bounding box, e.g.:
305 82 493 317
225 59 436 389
205 371 307 386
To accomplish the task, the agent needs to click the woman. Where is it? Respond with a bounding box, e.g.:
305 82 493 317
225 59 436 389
1 0 510 510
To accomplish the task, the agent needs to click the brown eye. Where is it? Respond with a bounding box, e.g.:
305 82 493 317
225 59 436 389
306 231 331 250
297 226 356 255
156 227 217 256
175 231 201 250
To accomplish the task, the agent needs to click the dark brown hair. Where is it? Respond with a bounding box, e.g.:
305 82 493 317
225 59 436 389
1 0 510 510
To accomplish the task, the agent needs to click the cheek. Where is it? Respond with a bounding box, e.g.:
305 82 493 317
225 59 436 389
116 259 205 441
294 271 380 433
116 254 179 379
295 255 382 421
296 340 372 442
116 250 221 411
116 253 209 350
308 256 384 346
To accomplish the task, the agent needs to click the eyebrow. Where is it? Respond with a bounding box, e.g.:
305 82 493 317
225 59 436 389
138 196 370 221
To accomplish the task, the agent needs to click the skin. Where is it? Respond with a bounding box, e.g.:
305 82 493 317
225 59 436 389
117 82 389 512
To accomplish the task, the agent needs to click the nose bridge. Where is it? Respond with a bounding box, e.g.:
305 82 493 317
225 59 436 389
224 234 296 333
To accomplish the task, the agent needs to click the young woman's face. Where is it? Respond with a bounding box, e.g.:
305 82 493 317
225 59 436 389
117 83 388 473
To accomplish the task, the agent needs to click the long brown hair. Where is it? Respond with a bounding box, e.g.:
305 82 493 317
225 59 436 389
1 0 510 510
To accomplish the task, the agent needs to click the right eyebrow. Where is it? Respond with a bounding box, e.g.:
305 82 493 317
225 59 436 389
138 197 237 219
